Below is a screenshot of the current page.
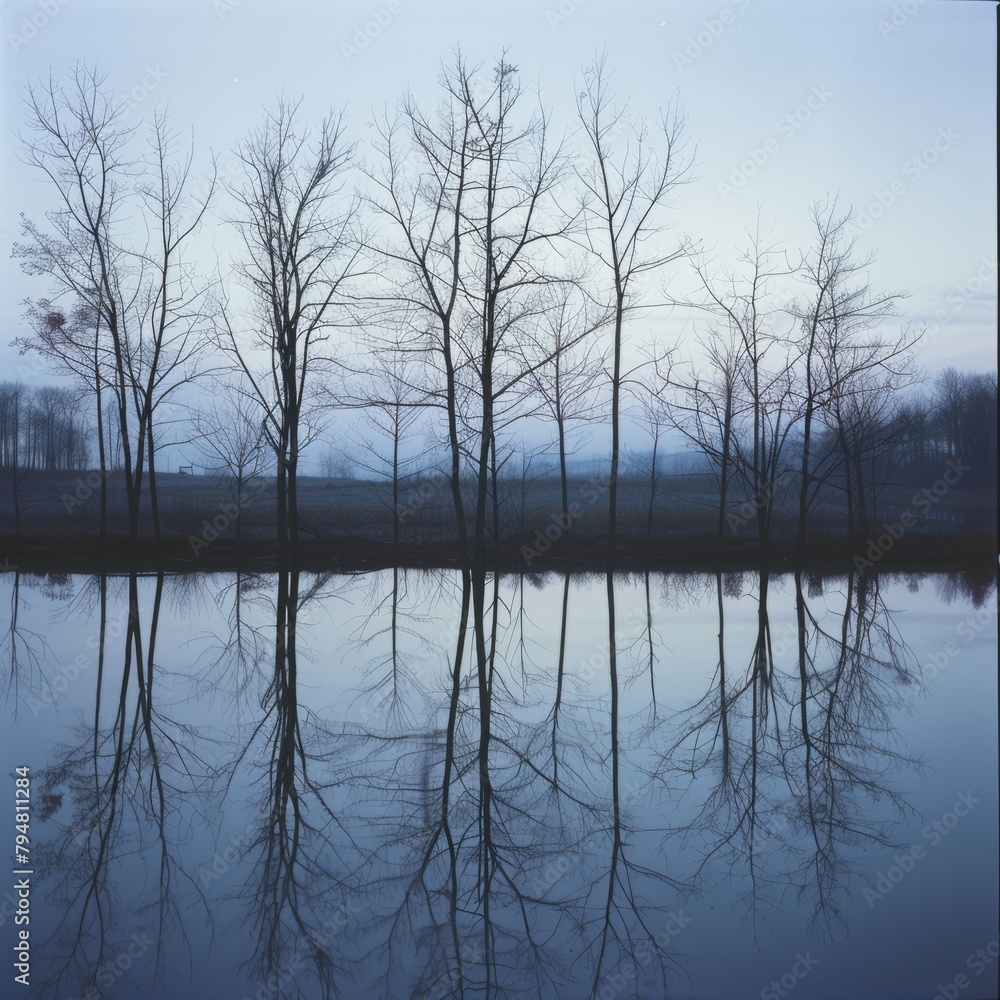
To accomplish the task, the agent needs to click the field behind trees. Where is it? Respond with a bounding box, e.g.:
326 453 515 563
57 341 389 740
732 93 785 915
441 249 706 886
1 462 992 571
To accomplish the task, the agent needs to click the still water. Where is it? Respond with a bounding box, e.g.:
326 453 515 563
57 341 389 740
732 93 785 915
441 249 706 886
1 567 996 1000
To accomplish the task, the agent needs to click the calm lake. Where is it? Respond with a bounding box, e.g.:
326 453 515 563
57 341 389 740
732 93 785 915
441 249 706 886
2 567 997 1000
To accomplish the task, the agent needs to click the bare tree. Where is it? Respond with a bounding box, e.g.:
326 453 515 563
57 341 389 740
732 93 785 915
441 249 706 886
14 66 133 538
365 89 473 561
627 376 671 543
219 98 362 562
575 53 690 991
368 53 587 555
666 326 747 541
522 284 608 522
190 382 269 543
130 112 218 540
575 53 691 559
791 201 918 556
340 357 434 555
680 227 799 554
14 66 214 543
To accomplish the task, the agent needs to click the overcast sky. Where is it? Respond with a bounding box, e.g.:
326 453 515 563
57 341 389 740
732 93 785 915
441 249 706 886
1 0 995 391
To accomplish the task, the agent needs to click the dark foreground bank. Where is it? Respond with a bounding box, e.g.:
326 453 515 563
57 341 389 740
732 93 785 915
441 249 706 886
0 530 995 575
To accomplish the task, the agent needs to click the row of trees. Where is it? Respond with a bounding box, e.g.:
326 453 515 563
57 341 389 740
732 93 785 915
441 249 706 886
0 382 89 471
11 57 994 555
667 359 996 546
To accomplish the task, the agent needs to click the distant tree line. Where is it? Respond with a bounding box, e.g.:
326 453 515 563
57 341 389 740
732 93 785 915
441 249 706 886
618 365 997 505
0 381 89 471
10 58 996 554
666 361 996 547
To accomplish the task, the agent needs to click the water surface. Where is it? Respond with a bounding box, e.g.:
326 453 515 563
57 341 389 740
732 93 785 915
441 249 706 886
1 567 996 1000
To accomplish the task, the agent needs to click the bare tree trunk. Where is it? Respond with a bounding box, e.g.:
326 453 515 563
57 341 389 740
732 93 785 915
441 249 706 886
391 402 400 562
224 99 358 566
609 291 623 562
147 414 160 542
646 425 660 542
557 412 569 523
94 348 107 544
718 397 733 544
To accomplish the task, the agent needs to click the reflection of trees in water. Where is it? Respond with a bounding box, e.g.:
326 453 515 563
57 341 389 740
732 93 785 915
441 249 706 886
933 568 998 609
783 571 919 932
6 566 994 998
346 568 686 999
4 570 53 703
4 572 81 707
349 566 444 728
29 571 210 999
226 567 359 1000
38 567 366 1000
353 565 577 997
663 568 925 938
189 569 271 728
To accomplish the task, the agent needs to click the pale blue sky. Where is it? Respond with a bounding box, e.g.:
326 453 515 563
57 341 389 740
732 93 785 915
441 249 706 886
1 0 995 382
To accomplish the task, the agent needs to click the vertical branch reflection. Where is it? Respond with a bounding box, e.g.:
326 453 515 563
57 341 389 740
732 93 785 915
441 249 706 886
239 567 356 1000
782 570 920 933
4 569 56 704
550 572 570 783
359 568 685 999
667 567 924 938
34 571 203 997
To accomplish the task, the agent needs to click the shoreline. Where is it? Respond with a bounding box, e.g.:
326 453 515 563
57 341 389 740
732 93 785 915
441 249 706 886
1 531 995 575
